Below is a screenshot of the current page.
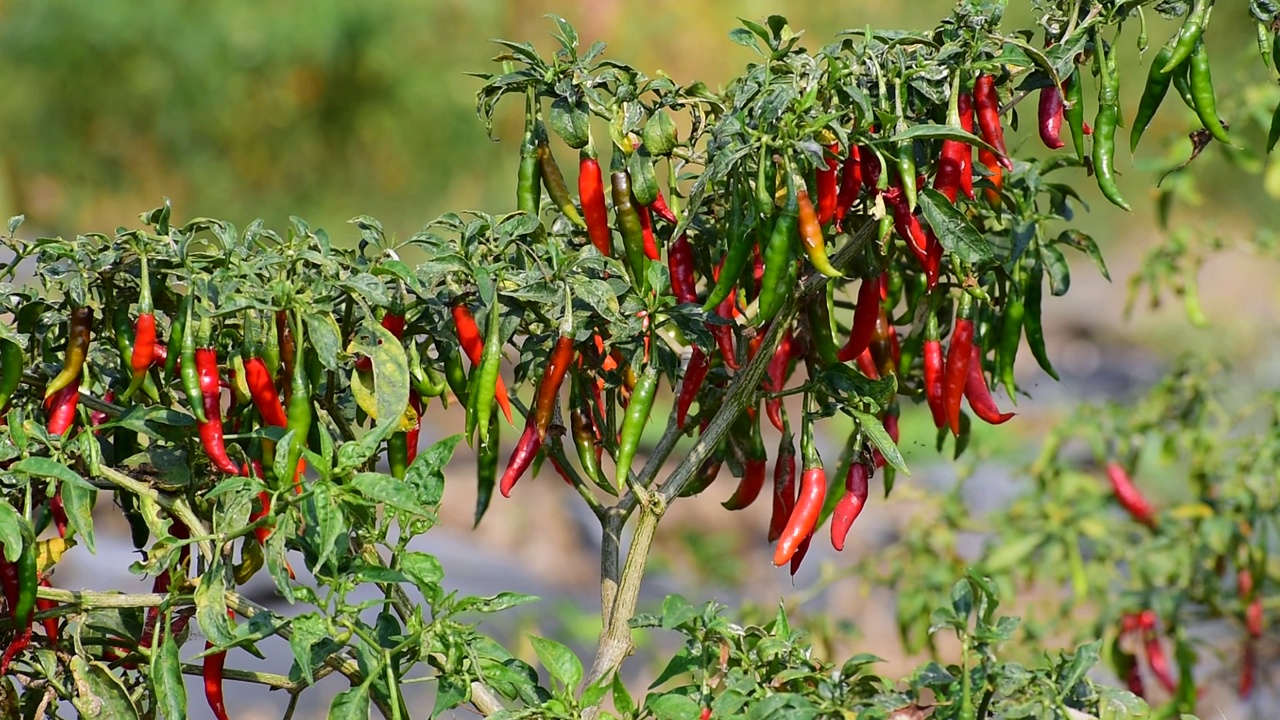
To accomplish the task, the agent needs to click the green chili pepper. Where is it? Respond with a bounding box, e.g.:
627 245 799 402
1092 37 1131 212
570 370 607 491
474 415 499 527
755 143 775 218
703 181 753 313
997 278 1025 400
757 170 799 325
164 294 188 381
180 300 207 424
806 285 841 367
1063 70 1088 162
469 300 503 447
388 432 408 480
611 169 649 294
897 141 917 213
1023 262 1058 381
0 339 21 414
284 310 312 492
614 363 659 491
1160 0 1210 75
518 122 541 217
537 137 586 228
1187 40 1231 146
441 341 469 407
1131 45 1175 153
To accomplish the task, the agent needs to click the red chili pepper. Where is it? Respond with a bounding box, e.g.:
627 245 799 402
675 348 709 430
123 313 156 402
974 74 1013 170
667 234 698 305
816 143 839 225
1240 641 1256 698
244 357 288 427
835 145 863 228
830 462 870 552
1038 83 1066 149
49 492 68 538
923 315 946 428
942 299 974 436
36 578 58 645
1142 626 1178 694
151 342 167 366
710 261 739 371
649 190 678 225
789 530 814 576
1125 661 1146 699
203 608 234 720
354 312 407 373
957 93 976 200
763 328 793 432
452 301 513 424
195 348 241 475
884 187 938 290
533 336 574 440
637 202 660 261
768 429 796 543
45 381 80 437
855 348 879 379
579 150 612 257
963 345 1015 425
405 391 421 465
837 274 881 363
499 424 542 498
1242 571 1264 639
859 144 882 197
978 146 1004 208
774 413 825 567
723 414 766 510
1106 462 1158 528
868 306 899 380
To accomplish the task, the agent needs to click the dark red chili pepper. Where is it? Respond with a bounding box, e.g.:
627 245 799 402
768 428 796 543
884 187 938 290
649 191 678 225
1240 641 1256 698
868 306 899 380
203 608 234 720
0 535 36 674
956 92 976 200
774 411 825 567
1142 626 1178 694
244 357 288 427
637 202 660 261
974 74 1013 170
45 381 80 437
831 462 870 551
667 234 698 305
816 143 839 226
935 91 971 204
36 578 58 645
942 297 974 436
196 348 241 475
763 327 793 433
859 145 882 197
676 348 709 430
835 145 863 228
963 345 1015 425
1126 660 1147 699
354 311 407 373
1241 568 1264 639
710 261 738 371
723 413 766 510
789 531 813 576
837 274 881 363
452 300 513 424
1106 462 1158 529
923 314 946 429
1038 82 1066 149
50 492 68 538
579 149 612 257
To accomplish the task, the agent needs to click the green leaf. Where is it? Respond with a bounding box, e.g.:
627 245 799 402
1041 243 1071 297
10 456 95 490
879 123 998 154
309 481 348 574
288 613 328 686
0 504 22 562
329 684 371 720
612 672 636 716
70 657 140 719
982 532 1045 574
304 311 343 372
853 410 908 475
399 551 444 602
645 694 701 720
649 646 697 689
1055 230 1110 282
60 479 96 553
455 591 539 614
548 96 590 150
404 435 462 508
151 634 187 720
351 472 430 518
628 147 660 206
195 558 234 646
642 111 679 156
529 636 583 690
918 189 995 267
1268 101 1280 154
432 675 471 716
660 594 698 630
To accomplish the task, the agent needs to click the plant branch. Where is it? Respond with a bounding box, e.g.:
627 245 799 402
94 463 215 564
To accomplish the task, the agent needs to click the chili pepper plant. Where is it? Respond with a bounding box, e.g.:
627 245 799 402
0 2 1276 717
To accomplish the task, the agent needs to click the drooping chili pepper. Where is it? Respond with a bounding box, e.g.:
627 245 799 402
534 334 574 440
884 187 938 290
284 311 312 493
517 120 542 217
1093 37 1131 212
808 291 841 368
1160 0 1209 75
768 427 796 543
203 608 234 720
611 170 649 293
180 301 207 424
614 363 659 490
537 140 586 228
943 295 974 436
165 294 190 381
676 348 710 431
855 348 879 379
44 306 92 401
1240 641 1256 699
244 356 288 428
122 256 155 401
869 306 899 381
758 172 799 325
996 287 1025 400
276 310 296 395
36 578 58 645
1239 568 1263 638
667 234 698 305
1187 40 1232 146
973 74 1013 170
796 188 842 278
964 345 1015 425
1131 45 1176 153
498 424 540 498
934 95 966 204
1106 462 1158 528
404 391 421 466
387 431 409 480
723 413 767 510
831 462 870 552
774 410 825 567
45 382 80 437
569 369 606 487
710 260 739 371
474 416 500 527
702 207 751 314
579 148 612 256
837 274 881 363
896 141 918 212
1023 263 1058 381
789 531 813 576
835 145 863 227
1063 71 1088 162
650 191 678 225
1142 625 1178 694
923 313 946 429
50 492 68 538
978 146 1004 209
0 338 21 415
0 534 36 674
196 346 241 476
956 92 976 200
468 299 505 447
763 327 793 433
859 145 882 197
111 304 159 404
816 143 839 226
1038 82 1066 149
451 300 513 423
636 201 660 261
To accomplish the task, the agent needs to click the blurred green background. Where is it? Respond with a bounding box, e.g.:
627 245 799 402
0 0 1270 244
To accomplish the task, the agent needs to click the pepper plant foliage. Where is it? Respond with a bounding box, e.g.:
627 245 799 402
0 0 1273 717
